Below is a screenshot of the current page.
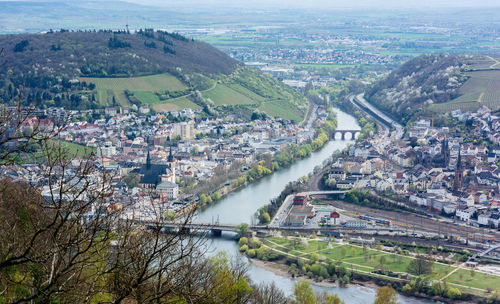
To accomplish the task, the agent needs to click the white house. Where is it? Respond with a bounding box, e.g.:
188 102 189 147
456 206 476 222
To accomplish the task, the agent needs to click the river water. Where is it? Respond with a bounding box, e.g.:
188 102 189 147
195 108 434 303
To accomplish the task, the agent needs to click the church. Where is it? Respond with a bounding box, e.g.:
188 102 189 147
135 147 176 189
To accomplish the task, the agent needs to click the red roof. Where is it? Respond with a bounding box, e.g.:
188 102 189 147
330 211 340 218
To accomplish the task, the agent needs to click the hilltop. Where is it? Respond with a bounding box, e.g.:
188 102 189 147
365 54 500 124
0 30 308 122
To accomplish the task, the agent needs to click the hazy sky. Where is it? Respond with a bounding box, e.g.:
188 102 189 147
121 0 500 9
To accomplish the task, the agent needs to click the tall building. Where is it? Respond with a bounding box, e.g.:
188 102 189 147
174 121 195 140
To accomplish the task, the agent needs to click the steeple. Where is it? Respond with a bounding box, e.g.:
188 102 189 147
453 146 463 193
168 146 174 163
146 148 151 170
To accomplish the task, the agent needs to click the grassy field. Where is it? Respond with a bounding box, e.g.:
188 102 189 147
258 99 304 122
447 269 500 291
81 73 188 108
45 140 95 158
81 73 186 92
151 96 201 112
202 84 259 106
265 236 500 293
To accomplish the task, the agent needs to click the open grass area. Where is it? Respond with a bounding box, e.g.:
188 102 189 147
45 140 95 158
264 236 500 293
258 99 304 122
447 269 500 292
81 73 186 92
203 84 258 106
152 97 201 112
81 73 188 107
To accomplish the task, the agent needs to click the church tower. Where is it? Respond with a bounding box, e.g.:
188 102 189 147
146 148 151 170
453 147 463 193
167 146 176 182
442 138 450 168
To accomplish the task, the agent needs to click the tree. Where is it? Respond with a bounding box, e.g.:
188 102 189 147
234 223 250 236
374 285 400 304
407 255 433 276
0 97 297 303
259 211 271 224
200 193 208 204
379 255 387 270
293 281 316 304
446 287 461 299
123 172 138 188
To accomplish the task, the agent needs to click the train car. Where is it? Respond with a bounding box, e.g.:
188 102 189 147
358 215 391 225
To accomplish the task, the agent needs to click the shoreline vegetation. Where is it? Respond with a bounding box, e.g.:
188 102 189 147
192 107 339 210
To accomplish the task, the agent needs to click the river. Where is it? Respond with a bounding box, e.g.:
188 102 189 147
195 108 434 303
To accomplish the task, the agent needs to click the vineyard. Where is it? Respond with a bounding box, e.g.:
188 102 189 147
430 68 500 113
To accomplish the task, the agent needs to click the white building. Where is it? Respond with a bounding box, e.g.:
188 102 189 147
156 181 179 200
456 207 476 222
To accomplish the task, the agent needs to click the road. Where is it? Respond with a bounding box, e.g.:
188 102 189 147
349 93 404 142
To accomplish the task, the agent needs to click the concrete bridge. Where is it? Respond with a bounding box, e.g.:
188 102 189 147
135 219 407 237
330 129 361 140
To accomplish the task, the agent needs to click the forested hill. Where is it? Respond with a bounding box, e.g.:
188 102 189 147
365 54 468 124
0 30 308 122
2 29 238 78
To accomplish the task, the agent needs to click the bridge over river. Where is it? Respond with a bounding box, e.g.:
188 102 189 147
133 218 408 237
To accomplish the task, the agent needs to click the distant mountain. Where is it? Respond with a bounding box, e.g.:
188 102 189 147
0 30 308 122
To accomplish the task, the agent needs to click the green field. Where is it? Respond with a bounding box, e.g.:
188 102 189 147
264 237 500 293
45 140 95 158
81 73 188 109
258 99 304 122
202 84 259 106
81 73 186 92
447 269 500 291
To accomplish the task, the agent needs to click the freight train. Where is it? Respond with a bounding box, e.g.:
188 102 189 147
358 215 391 226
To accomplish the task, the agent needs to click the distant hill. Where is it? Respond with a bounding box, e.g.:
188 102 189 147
0 30 308 122
366 54 500 124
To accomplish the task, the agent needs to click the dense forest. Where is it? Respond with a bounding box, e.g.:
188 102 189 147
0 29 239 108
366 54 467 123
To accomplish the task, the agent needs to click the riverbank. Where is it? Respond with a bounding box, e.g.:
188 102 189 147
248 252 477 304
193 107 340 212
241 234 495 304
250 257 379 290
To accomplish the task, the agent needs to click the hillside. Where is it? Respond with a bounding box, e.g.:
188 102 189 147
0 30 308 122
366 54 500 124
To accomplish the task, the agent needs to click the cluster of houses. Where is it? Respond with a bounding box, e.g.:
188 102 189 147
327 105 500 229
6 104 322 219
